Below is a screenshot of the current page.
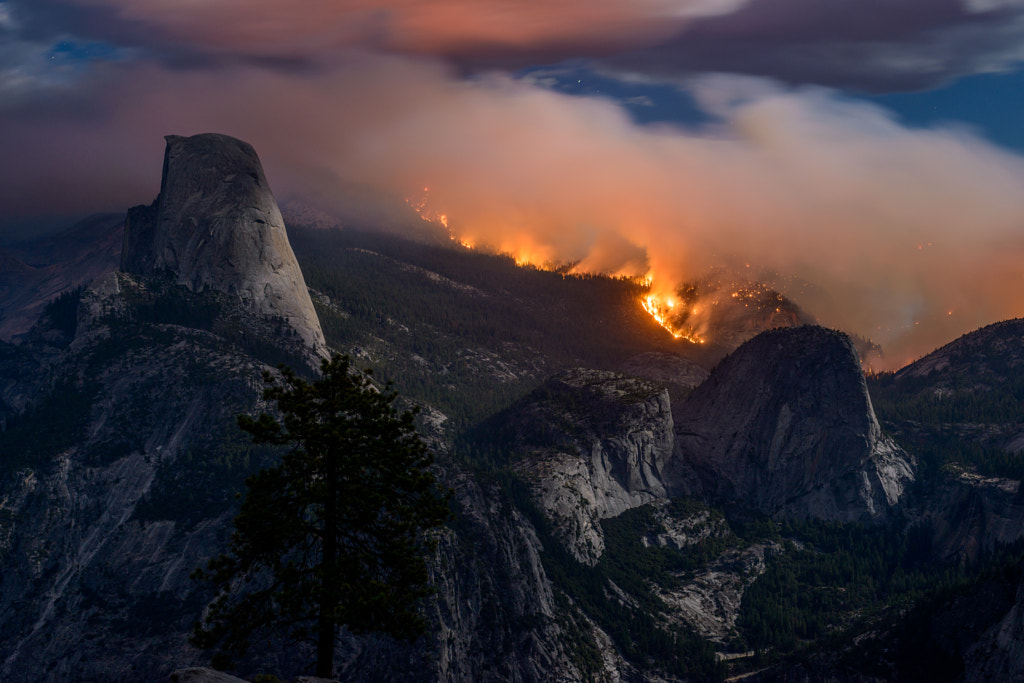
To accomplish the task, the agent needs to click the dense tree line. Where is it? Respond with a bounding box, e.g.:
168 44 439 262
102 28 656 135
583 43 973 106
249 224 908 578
290 225 690 427
868 366 1024 482
736 516 1024 654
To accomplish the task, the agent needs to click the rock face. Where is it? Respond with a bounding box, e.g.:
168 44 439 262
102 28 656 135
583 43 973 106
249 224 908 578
655 542 774 644
121 134 326 355
922 473 1024 564
0 277 603 683
963 576 1024 683
505 368 695 564
0 278 268 681
674 326 914 522
619 351 710 401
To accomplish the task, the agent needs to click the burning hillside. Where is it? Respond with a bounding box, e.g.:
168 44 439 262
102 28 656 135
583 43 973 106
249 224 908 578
644 277 812 351
408 189 814 355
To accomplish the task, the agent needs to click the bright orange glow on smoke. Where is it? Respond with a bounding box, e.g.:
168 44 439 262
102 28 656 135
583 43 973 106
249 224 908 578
8 58 1024 369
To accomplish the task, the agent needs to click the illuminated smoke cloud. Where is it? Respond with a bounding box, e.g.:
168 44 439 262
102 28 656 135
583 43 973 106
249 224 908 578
2 57 1024 367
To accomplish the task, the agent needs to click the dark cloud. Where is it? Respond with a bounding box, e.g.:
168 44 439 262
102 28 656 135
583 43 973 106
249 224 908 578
608 0 1024 91
5 0 1024 90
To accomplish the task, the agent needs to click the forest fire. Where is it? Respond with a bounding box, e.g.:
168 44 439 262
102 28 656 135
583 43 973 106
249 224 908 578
641 293 706 344
407 192 708 341
407 187 453 235
406 193 814 350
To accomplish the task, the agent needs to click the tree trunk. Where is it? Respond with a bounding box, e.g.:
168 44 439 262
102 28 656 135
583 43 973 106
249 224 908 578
316 446 339 678
316 608 334 678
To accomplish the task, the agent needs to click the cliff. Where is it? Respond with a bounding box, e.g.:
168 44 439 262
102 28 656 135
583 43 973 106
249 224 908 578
502 368 694 564
674 326 914 522
121 133 326 356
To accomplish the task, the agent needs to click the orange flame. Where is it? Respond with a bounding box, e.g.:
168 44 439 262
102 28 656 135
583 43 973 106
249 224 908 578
407 186 454 236
407 189 701 342
641 291 705 344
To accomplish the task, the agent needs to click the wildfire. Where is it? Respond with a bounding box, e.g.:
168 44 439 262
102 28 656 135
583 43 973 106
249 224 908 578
406 188 705 344
641 292 705 344
407 186 455 236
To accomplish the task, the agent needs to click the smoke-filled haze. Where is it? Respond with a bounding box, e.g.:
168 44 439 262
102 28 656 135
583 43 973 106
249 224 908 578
3 0 1024 367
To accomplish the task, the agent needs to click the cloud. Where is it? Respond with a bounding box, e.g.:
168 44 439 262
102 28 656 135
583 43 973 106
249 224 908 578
2 55 1024 366
9 0 1024 89
607 0 1024 91
9 0 718 63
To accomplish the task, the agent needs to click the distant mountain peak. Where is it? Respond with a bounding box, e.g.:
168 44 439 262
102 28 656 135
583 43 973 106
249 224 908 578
121 133 326 356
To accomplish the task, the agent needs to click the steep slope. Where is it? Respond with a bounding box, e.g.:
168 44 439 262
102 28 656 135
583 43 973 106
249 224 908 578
0 136 640 683
122 133 326 356
894 318 1024 386
0 213 123 340
675 326 914 522
0 276 638 683
963 572 1024 683
484 368 691 564
868 319 1024 561
289 224 705 427
871 318 1024 458
0 278 271 681
11 133 1024 682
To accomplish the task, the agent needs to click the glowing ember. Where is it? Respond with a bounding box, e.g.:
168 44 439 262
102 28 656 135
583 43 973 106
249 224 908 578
642 293 705 344
406 189 706 343
407 187 454 235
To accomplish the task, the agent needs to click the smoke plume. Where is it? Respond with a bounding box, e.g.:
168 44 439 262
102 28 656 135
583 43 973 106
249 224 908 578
2 56 1023 367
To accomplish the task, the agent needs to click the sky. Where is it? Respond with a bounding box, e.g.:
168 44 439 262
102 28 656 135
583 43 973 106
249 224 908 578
2 0 1024 367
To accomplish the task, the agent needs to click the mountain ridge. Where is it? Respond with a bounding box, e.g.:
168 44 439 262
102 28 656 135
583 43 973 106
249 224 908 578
1 135 1023 682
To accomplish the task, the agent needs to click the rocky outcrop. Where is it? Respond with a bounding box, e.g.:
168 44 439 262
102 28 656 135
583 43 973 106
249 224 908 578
0 282 268 681
674 326 914 522
346 468 601 683
656 542 774 644
170 668 251 683
506 368 696 564
121 134 325 356
921 472 1024 564
0 277 610 683
963 574 1024 683
619 351 710 400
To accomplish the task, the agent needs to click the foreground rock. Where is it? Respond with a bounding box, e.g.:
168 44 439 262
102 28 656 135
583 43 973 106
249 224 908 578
170 668 251 683
674 326 915 522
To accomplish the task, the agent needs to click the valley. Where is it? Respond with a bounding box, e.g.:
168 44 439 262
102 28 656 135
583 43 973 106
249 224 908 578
2 135 1024 682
